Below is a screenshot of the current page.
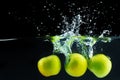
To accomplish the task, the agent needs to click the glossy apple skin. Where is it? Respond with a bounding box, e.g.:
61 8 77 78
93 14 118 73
37 55 61 77
65 53 87 77
88 54 112 78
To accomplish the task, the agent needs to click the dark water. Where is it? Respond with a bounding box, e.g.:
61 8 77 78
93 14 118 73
0 38 120 80
1 0 120 80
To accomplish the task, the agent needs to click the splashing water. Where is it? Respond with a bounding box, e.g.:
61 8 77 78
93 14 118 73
51 14 113 60
61 15 82 35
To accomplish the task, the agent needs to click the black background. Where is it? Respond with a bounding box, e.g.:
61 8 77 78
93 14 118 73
0 0 120 80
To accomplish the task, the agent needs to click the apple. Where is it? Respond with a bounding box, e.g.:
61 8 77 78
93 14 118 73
88 54 112 78
37 55 61 77
65 53 87 77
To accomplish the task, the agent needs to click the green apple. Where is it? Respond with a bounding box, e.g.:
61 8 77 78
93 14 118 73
88 54 112 78
37 55 61 77
65 53 87 77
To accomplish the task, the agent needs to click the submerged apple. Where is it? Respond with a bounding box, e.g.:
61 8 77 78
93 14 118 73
65 53 87 77
37 55 61 77
88 54 112 78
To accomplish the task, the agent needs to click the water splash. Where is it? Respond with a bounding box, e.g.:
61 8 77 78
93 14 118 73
61 15 83 35
51 14 113 60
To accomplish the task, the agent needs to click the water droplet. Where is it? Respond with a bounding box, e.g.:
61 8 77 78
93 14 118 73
8 12 11 15
57 26 60 28
44 5 47 8
25 17 28 19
